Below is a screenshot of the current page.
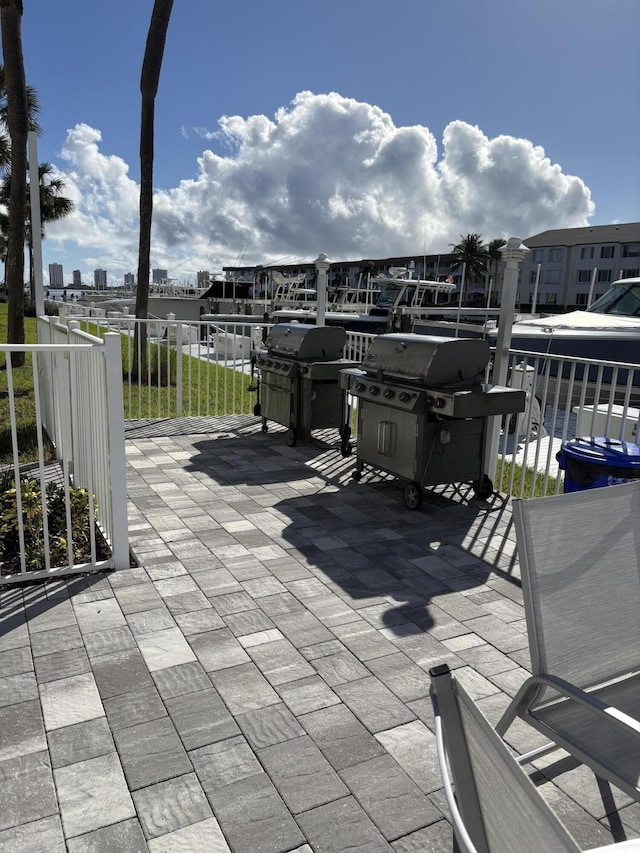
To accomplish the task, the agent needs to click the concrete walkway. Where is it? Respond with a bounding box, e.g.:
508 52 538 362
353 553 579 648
0 416 638 851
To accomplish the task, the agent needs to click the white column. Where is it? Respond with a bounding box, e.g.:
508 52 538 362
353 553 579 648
103 332 129 569
587 267 598 308
314 253 330 327
485 237 530 482
28 131 45 317
531 264 541 314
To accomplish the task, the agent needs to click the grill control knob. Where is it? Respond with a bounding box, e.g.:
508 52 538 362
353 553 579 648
426 395 435 406
398 392 410 403
383 388 395 399
434 397 446 409
355 381 366 392
369 385 380 396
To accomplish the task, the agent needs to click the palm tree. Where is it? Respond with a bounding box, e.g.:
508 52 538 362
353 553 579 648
28 164 73 299
0 163 74 301
486 237 506 306
0 61 42 298
448 233 490 305
0 0 29 362
0 63 41 152
0 55 41 325
134 0 173 373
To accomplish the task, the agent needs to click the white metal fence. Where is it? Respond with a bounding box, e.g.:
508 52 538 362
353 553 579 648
6 304 638 583
495 347 640 499
0 317 128 584
57 310 640 502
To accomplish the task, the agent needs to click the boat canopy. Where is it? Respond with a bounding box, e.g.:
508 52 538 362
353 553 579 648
516 310 640 331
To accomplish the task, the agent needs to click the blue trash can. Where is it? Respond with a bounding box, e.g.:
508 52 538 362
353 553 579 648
556 437 640 493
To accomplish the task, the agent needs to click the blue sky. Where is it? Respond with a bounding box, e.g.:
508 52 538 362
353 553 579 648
20 0 640 285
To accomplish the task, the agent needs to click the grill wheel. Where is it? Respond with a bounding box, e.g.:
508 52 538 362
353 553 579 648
403 482 423 511
286 427 298 447
472 475 493 500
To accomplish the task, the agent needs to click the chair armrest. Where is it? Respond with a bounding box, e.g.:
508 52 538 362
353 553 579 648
502 673 640 741
432 695 481 853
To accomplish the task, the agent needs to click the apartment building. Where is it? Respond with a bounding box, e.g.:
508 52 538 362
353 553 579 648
93 268 107 289
221 222 640 309
519 223 640 309
48 262 64 288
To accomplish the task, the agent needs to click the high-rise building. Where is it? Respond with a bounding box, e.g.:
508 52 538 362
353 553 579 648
124 273 135 289
72 270 82 287
94 268 107 289
152 268 168 284
49 263 64 288
197 271 210 287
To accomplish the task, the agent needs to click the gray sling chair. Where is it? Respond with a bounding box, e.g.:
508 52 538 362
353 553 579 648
430 664 640 852
496 480 640 803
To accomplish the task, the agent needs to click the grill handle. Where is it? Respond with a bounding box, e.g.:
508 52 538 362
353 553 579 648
378 370 425 383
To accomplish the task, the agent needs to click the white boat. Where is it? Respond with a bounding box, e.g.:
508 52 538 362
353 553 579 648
209 323 262 361
272 266 457 333
496 278 640 360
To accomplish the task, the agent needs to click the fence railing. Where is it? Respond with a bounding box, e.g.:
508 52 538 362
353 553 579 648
60 310 640 501
0 317 128 584
494 348 640 499
8 307 640 583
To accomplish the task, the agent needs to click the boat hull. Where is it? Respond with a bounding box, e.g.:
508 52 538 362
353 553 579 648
499 327 640 408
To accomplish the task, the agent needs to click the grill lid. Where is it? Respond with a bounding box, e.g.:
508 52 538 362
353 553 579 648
266 323 347 361
362 333 491 386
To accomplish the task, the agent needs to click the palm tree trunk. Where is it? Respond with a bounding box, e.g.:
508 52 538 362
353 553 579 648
0 0 28 363
133 0 173 376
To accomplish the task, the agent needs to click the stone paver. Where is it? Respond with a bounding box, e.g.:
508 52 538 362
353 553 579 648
0 418 634 851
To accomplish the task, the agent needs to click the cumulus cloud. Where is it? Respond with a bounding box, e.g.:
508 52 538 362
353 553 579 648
46 91 594 279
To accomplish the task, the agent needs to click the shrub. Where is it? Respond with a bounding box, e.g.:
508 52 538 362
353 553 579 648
0 474 106 572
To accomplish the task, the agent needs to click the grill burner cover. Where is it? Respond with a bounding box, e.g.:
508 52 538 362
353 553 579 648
362 333 491 386
265 323 347 362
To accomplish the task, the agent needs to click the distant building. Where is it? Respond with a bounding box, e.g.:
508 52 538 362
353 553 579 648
124 272 135 289
72 269 82 287
223 253 457 294
49 263 64 288
221 222 640 311
519 223 640 309
94 268 107 289
197 271 210 287
152 268 168 284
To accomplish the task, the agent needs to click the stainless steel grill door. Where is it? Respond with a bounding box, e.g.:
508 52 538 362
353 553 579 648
359 401 418 480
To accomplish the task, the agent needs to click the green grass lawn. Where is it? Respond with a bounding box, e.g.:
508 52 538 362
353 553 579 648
79 319 255 419
0 302 53 465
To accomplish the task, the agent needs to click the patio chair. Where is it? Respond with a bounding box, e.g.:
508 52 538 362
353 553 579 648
496 480 640 803
430 664 640 853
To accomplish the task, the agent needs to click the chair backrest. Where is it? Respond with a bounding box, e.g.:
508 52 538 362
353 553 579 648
512 480 640 691
430 664 581 853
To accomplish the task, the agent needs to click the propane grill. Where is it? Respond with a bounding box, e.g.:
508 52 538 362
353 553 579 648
254 323 358 449
339 333 526 507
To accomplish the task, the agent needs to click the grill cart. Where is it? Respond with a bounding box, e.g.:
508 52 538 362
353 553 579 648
253 323 359 450
339 333 526 508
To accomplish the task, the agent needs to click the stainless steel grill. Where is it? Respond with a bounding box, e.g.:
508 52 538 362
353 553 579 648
339 333 526 507
253 323 358 449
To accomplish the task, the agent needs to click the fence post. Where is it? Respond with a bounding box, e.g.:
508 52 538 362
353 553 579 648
314 254 330 327
171 315 183 417
103 333 129 569
485 238 530 483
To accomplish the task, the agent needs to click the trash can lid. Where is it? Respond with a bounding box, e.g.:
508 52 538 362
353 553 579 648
559 437 640 468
